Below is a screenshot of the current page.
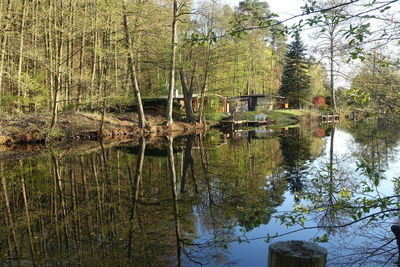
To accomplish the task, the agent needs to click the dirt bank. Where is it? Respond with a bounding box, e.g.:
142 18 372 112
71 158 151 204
0 111 206 146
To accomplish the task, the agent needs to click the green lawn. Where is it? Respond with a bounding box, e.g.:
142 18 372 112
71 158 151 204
204 109 319 127
267 109 319 127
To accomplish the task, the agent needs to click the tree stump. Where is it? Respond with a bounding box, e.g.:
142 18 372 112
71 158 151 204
391 224 400 260
268 240 327 267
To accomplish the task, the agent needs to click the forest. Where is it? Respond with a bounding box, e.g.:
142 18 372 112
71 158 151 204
1 1 400 266
0 0 398 137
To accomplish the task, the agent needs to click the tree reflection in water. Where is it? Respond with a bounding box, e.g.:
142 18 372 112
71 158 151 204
279 127 323 202
277 119 400 266
0 119 400 266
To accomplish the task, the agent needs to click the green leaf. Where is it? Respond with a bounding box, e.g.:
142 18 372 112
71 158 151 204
380 6 391 12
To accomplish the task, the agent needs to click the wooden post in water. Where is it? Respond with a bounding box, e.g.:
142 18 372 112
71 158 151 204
391 224 400 262
268 240 327 267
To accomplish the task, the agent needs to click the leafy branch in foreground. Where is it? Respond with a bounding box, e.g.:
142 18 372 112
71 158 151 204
199 158 399 247
255 160 399 244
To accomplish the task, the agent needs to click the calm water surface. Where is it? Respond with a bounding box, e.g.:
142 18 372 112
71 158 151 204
1 119 400 266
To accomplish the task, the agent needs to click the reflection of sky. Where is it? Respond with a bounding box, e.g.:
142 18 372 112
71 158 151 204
192 127 400 266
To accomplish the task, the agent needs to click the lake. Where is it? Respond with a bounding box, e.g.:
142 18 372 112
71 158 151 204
1 118 400 266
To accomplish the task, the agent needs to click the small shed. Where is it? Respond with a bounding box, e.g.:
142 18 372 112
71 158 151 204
239 94 287 111
227 97 250 113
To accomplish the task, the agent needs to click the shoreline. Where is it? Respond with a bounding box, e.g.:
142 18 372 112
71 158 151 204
0 109 320 149
0 111 207 147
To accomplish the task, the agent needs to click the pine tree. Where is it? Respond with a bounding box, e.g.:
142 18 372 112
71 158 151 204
279 32 311 109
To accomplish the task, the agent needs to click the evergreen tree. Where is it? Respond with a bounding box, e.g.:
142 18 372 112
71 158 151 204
279 32 311 108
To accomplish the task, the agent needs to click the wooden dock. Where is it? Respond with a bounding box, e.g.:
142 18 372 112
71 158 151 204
320 114 340 122
218 119 275 130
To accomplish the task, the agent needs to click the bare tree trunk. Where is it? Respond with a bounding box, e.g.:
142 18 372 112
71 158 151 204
99 99 106 137
0 0 12 105
45 7 53 112
269 38 275 95
77 4 87 110
66 0 75 108
113 24 119 105
198 43 211 123
233 45 238 95
98 11 112 137
179 70 195 122
17 0 27 111
50 1 64 129
50 74 61 129
166 0 178 126
89 5 98 109
329 34 337 112
122 0 146 128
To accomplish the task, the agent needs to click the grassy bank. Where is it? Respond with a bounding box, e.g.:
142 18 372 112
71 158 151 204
205 109 319 127
267 109 319 127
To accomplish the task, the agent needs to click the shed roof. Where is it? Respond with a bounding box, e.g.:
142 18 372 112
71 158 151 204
239 94 285 99
159 94 200 99
227 97 250 101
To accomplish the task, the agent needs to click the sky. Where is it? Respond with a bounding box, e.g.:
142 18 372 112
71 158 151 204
220 0 304 23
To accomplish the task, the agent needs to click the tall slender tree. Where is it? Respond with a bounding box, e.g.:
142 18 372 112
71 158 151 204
311 0 350 112
166 0 179 126
122 0 146 128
